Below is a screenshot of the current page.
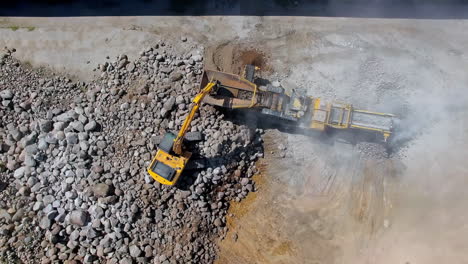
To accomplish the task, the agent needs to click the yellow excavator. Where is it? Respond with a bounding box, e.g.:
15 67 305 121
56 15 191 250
147 81 217 185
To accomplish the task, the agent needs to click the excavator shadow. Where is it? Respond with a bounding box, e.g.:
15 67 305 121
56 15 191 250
175 137 264 190
220 108 394 154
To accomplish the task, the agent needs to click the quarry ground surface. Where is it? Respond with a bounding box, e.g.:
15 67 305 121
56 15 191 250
1 17 468 264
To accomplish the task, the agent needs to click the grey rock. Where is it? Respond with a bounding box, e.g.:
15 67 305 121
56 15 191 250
156 54 164 61
6 159 17 170
170 72 183 82
40 120 53 133
129 244 142 258
163 97 176 111
92 183 113 198
18 186 30 196
38 138 49 150
78 114 88 124
27 177 38 187
0 89 13 99
159 255 167 262
214 218 222 227
39 216 52 229
84 254 97 263
24 155 36 167
71 121 84 132
70 210 89 226
118 59 127 70
69 230 80 241
10 129 23 141
160 108 169 118
53 121 67 131
154 209 163 222
126 62 136 72
175 95 185 104
120 258 133 264
241 178 249 186
192 55 203 62
43 195 55 205
13 167 26 179
96 141 107 149
22 132 38 146
84 120 97 132
120 102 128 110
160 67 172 74
195 186 204 195
24 144 38 155
66 133 79 145
56 111 74 122
0 209 11 222
67 240 78 250
86 228 98 239
56 131 65 141
33 201 43 211
119 54 128 61
2 100 11 107
45 133 58 144
137 82 150 95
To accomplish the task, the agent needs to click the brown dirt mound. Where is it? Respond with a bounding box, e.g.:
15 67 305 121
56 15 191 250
205 43 270 75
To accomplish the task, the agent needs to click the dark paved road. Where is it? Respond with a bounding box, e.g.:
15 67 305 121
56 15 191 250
2 0 468 18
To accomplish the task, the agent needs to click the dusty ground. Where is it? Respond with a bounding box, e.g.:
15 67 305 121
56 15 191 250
1 16 468 264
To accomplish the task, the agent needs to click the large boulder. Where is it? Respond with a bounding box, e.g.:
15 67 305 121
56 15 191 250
69 210 89 226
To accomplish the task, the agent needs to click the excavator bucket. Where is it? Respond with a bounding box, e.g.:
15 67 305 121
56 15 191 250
200 69 259 109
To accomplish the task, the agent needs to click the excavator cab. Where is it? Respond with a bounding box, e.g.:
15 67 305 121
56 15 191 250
147 132 191 185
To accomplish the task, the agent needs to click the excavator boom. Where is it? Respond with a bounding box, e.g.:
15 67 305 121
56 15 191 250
173 82 216 154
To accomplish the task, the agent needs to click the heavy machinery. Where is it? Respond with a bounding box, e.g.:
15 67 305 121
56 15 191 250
148 66 395 186
200 65 395 141
147 81 217 185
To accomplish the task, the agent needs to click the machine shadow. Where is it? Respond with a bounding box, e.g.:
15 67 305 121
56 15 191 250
175 127 264 191
221 107 393 151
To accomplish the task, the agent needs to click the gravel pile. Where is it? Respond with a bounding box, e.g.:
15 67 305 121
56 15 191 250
356 142 388 160
0 42 263 264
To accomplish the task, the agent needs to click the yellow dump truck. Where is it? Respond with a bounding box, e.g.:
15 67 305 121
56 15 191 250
201 65 395 141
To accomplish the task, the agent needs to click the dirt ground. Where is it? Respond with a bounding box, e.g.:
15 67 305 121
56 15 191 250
1 16 468 264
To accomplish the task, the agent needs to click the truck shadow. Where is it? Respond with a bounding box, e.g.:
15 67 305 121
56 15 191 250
176 132 264 190
220 108 399 154
176 106 403 190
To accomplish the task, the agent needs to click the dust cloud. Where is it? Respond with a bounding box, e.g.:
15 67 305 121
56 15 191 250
238 20 468 263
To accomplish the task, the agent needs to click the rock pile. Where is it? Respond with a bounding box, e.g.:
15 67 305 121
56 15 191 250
0 42 263 264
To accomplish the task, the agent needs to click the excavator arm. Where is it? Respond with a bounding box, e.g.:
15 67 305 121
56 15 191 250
172 81 216 154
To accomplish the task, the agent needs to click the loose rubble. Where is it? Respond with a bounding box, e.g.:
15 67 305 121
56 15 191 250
0 43 263 264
